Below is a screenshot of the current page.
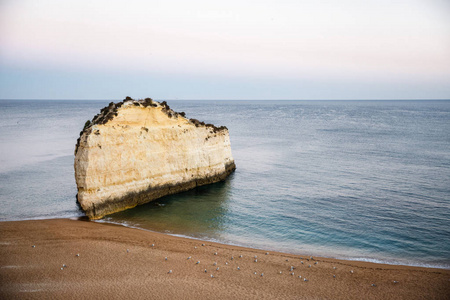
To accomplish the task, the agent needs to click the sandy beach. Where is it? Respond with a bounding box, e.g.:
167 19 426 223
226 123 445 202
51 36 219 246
0 219 449 299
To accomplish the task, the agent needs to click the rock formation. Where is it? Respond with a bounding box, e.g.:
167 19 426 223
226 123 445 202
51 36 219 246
74 97 236 219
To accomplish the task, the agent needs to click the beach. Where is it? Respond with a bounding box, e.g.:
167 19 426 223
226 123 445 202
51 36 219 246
1 219 449 299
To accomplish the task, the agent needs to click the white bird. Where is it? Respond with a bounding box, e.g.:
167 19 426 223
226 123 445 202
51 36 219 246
127 249 130 253
254 255 257 259
333 275 336 278
393 281 399 284
298 275 302 279
187 256 191 260
254 272 257 275
202 244 205 246
237 266 240 270
32 245 36 248
279 271 282 274
291 272 294 276
308 265 311 268
333 267 336 270
214 252 218 255
350 270 354 274
314 262 318 265
304 278 308 282
61 268 63 270
210 274 214 278
62 264 67 268
151 244 155 247
231 256 234 260
260 273 264 277
286 259 289 262
75 254 80 257
254 259 258 263
213 262 217 266
168 270 172 274
239 255 243 258
225 262 228 265
265 252 269 255
194 246 197 249
216 267 219 271
301 261 304 264
371 284 377 287
204 269 207 273
196 261 200 264
165 257 168 261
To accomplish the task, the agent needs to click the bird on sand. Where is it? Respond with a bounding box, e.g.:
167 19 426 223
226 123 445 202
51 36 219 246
196 261 200 264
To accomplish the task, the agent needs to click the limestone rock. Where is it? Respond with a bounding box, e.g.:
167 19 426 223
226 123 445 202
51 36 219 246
74 97 236 219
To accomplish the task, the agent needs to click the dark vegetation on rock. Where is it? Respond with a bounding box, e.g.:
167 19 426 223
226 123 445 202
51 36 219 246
75 97 229 154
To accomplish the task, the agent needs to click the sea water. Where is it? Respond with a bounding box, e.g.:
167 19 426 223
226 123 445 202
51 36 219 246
0 100 449 268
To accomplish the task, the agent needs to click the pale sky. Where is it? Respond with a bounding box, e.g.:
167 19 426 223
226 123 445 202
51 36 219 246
0 0 449 100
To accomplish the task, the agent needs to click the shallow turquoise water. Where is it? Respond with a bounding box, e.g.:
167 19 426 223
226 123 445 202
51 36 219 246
1 100 449 268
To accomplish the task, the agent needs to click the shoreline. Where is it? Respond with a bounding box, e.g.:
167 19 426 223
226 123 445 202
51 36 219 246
95 218 450 270
1 219 449 299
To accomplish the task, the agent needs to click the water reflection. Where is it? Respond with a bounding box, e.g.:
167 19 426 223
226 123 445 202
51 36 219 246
104 174 235 239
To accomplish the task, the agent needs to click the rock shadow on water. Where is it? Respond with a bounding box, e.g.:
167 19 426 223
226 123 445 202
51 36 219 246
102 174 235 239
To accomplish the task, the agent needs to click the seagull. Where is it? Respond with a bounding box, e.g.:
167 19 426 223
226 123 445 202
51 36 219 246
32 245 36 248
298 275 302 279
62 264 67 268
239 255 243 258
75 254 80 257
204 269 207 273
254 259 258 263
194 246 197 249
216 267 219 271
168 270 172 274
187 256 191 260
350 270 354 274
304 278 308 282
210 274 214 278
61 268 64 270
290 266 294 271
254 272 257 275
202 244 205 246
333 267 336 270
265 252 269 255
165 257 168 261
286 259 289 262
225 262 229 265
231 256 234 260
279 271 282 274
127 249 130 253
237 266 240 270
308 265 311 268
151 244 155 247
196 261 200 264
260 273 264 277
213 262 217 266
314 262 318 265
333 275 336 278
291 272 294 276
301 261 304 264
393 281 399 284
214 252 218 255
371 284 377 287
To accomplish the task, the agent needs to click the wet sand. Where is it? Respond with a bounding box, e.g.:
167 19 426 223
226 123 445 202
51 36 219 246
1 219 449 299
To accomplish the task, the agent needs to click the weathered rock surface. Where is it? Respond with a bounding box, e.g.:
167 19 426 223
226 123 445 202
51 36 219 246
74 97 235 219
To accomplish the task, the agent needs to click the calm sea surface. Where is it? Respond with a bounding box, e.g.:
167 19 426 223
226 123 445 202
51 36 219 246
0 100 449 268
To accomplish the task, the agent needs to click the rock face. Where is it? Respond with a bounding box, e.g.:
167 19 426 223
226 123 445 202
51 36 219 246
74 98 236 219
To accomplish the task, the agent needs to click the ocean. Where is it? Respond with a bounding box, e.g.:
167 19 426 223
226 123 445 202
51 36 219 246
0 100 449 269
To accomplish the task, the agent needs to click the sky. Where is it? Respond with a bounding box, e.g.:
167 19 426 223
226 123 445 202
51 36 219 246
0 0 449 100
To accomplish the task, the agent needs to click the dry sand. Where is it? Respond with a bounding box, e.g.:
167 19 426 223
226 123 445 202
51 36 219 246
1 219 449 299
